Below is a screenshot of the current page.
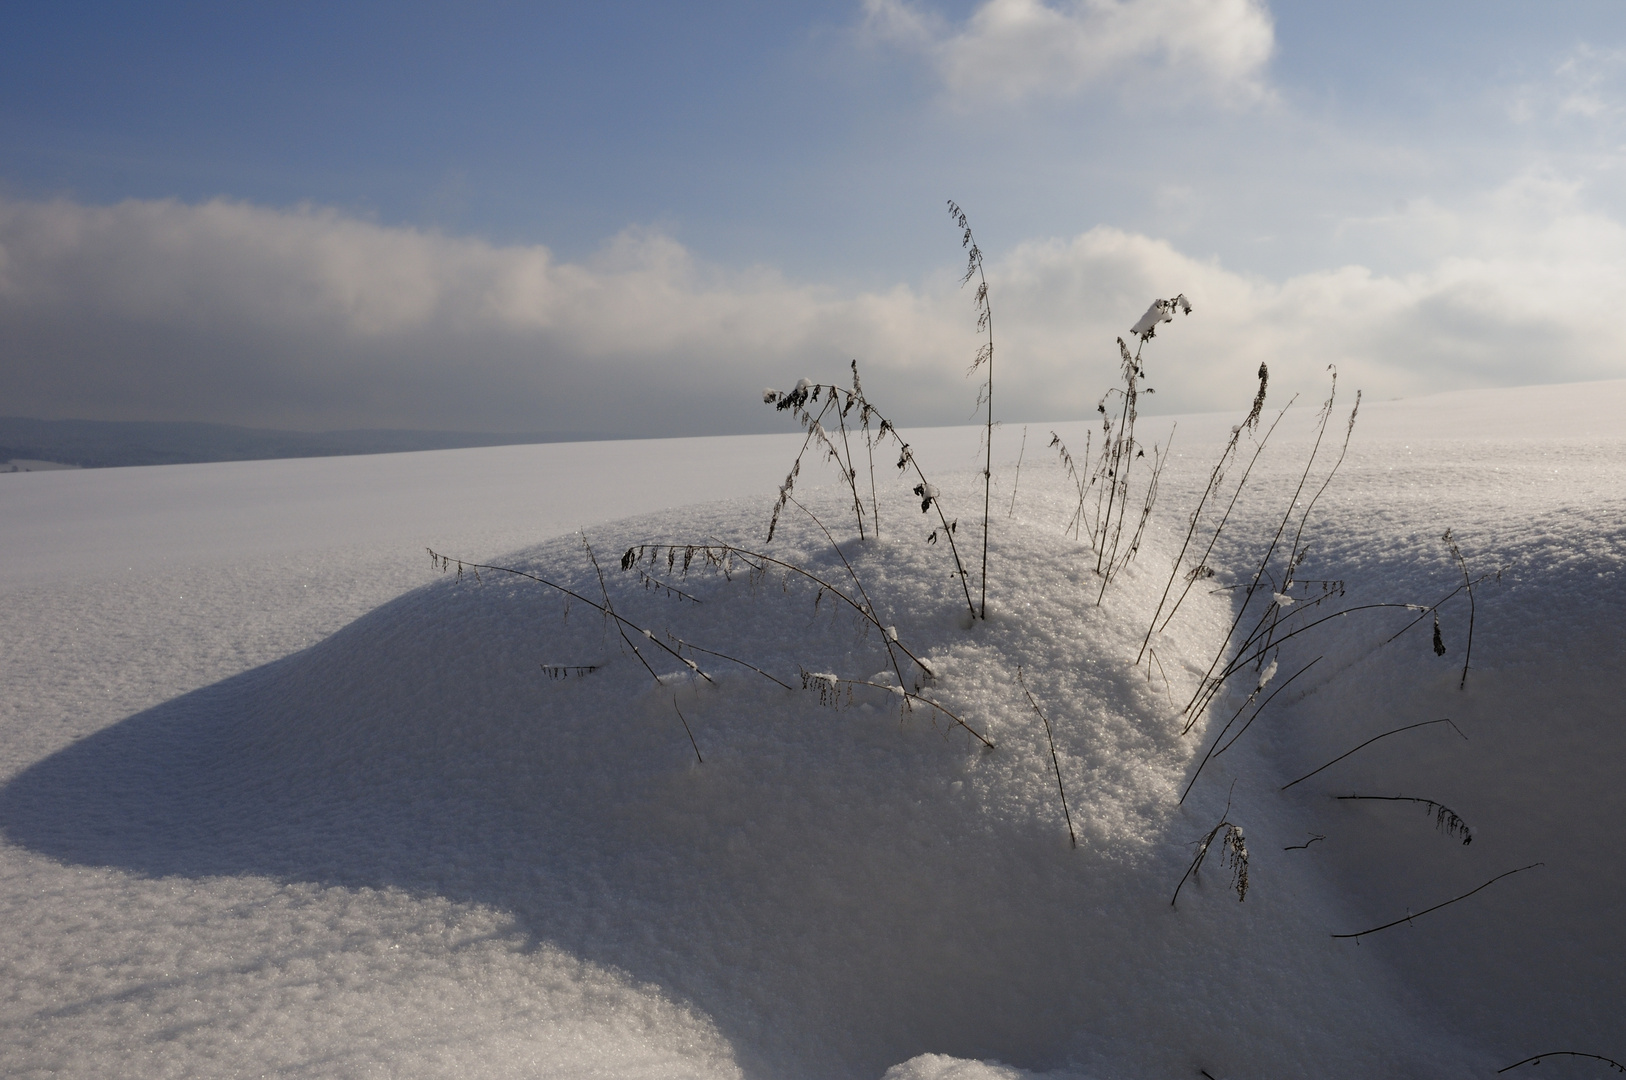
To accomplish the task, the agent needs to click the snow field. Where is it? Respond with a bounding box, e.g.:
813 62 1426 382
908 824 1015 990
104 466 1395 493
1 379 1622 1078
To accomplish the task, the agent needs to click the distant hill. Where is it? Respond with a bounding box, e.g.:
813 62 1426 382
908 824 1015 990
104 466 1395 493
0 417 616 469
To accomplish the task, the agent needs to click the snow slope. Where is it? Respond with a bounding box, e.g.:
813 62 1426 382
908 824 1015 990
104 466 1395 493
0 380 1621 1078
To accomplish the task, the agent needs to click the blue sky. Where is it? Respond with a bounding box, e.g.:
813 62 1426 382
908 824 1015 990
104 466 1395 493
4 1 1626 436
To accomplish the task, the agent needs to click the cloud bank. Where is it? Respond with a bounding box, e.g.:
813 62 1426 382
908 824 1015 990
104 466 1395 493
1 188 1622 437
862 0 1276 103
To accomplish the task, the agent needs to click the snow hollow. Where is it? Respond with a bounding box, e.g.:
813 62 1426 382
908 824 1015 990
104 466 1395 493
0 379 1622 1079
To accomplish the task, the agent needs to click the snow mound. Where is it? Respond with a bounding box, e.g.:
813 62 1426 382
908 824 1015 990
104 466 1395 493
0 478 1457 1078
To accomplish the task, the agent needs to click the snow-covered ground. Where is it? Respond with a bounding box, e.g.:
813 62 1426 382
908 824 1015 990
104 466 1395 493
0 380 1620 1079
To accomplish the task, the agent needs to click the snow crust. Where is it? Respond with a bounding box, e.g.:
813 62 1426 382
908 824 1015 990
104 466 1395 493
1 379 1622 1078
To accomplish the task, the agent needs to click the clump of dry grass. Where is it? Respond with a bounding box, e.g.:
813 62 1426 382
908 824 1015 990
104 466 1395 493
764 364 978 623
1089 299 1188 602
1176 371 1360 737
1136 363 1272 667
618 511 994 750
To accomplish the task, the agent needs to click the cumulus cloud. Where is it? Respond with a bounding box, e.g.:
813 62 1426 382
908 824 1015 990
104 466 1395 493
862 0 1276 104
1 189 1623 439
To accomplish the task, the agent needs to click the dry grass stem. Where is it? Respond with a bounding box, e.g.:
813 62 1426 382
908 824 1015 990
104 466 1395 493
1018 667 1076 848
1498 1052 1626 1074
1331 863 1542 939
1008 425 1027 517
1280 718 1467 791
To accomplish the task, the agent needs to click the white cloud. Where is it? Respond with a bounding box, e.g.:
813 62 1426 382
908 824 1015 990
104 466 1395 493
1509 43 1626 126
1 189 1623 439
863 0 1275 104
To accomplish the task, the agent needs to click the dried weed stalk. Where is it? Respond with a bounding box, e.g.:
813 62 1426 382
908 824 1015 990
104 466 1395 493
1336 794 1474 845
1442 528 1476 690
1172 787 1249 906
1008 425 1027 517
1048 429 1094 541
1091 297 1189 601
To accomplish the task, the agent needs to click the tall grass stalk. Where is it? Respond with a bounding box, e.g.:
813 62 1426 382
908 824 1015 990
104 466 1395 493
1089 296 1188 602
948 200 994 620
1008 425 1027 517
